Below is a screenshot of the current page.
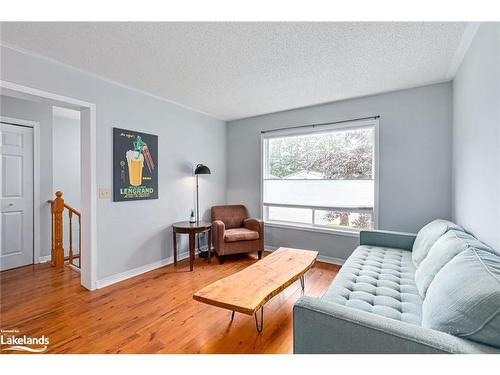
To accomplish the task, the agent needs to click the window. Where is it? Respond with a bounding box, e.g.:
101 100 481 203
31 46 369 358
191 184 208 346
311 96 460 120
261 118 378 233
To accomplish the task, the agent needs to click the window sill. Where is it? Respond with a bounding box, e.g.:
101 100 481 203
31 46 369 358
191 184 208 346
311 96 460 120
264 221 361 238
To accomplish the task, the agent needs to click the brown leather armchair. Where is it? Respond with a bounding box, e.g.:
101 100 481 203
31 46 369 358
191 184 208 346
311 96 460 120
211 205 264 264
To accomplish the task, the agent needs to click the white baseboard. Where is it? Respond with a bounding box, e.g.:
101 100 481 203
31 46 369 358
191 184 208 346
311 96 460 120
264 245 345 266
68 264 81 273
95 244 343 290
38 255 51 263
264 245 280 252
95 251 190 289
317 255 345 266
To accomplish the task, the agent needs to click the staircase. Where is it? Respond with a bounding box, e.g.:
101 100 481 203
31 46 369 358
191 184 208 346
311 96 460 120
48 191 81 269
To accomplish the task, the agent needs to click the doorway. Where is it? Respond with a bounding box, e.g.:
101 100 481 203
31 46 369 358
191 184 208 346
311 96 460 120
0 120 36 271
52 106 81 266
0 79 97 290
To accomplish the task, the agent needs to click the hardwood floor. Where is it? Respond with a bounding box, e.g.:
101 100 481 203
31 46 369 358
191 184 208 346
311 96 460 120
0 252 339 354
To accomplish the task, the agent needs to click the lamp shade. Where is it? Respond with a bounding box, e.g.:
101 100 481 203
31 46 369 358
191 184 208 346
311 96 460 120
194 164 211 175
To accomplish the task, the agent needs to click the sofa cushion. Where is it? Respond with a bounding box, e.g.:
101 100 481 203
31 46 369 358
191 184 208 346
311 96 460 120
412 219 463 267
415 230 490 297
422 248 500 348
224 228 259 242
323 245 422 325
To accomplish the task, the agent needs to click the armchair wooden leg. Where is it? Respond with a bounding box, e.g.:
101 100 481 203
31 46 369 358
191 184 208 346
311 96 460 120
218 255 225 265
258 251 263 260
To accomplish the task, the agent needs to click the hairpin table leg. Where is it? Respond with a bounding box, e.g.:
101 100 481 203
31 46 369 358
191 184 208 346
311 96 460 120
300 275 305 292
231 311 235 321
254 307 264 333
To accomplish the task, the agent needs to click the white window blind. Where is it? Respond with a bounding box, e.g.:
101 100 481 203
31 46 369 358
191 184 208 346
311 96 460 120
261 118 378 232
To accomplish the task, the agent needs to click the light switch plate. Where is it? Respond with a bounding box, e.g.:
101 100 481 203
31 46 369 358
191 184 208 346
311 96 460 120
99 188 111 199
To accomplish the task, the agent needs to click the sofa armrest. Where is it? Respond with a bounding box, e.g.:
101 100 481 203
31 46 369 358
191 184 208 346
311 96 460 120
359 230 416 251
293 296 499 354
243 218 263 234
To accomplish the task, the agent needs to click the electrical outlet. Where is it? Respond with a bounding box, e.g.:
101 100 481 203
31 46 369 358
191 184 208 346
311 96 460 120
99 188 111 199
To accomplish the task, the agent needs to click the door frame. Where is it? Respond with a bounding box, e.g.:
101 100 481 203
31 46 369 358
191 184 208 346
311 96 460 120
0 116 41 265
0 79 98 291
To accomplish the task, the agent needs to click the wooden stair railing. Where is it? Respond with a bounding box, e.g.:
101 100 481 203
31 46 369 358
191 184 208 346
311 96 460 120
48 191 81 268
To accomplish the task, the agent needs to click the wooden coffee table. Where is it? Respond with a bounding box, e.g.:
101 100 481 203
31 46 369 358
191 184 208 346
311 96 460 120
193 247 318 332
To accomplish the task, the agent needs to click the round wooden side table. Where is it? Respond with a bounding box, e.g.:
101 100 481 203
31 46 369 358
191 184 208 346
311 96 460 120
172 221 212 271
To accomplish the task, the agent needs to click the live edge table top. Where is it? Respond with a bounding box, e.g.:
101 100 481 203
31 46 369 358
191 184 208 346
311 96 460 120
193 247 319 315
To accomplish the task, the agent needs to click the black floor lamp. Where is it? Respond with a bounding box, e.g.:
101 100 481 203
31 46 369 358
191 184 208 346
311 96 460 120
194 163 211 257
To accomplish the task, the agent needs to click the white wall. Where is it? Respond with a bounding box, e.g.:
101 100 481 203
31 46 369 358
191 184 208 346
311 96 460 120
227 83 453 261
452 23 500 252
52 106 81 255
0 95 53 258
1 45 227 280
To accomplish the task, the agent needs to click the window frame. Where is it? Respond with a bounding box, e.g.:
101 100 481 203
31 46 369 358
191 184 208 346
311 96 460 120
260 117 379 236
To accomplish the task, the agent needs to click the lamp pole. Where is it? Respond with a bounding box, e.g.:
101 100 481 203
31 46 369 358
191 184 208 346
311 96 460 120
196 174 200 223
194 164 211 259
196 173 201 254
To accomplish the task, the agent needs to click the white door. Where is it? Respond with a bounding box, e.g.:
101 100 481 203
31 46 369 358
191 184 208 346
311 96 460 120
0 123 34 271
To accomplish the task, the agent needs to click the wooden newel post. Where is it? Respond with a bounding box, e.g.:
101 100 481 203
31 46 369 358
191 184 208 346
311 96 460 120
52 191 65 266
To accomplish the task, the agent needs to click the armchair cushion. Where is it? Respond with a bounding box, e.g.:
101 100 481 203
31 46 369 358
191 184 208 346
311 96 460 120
224 228 259 242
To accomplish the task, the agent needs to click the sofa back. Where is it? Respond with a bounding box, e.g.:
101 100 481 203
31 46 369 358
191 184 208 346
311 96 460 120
411 219 463 267
415 229 490 297
414 220 500 349
422 248 500 348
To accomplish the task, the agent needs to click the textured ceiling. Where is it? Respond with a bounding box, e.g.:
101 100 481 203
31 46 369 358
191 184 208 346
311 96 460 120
0 22 467 121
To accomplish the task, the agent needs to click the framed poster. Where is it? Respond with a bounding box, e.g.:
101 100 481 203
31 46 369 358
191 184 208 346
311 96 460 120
113 127 158 201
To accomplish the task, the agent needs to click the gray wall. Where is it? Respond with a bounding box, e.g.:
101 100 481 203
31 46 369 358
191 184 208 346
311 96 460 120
452 23 500 252
53 109 81 209
1 45 227 280
227 83 453 261
0 95 53 258
52 108 81 255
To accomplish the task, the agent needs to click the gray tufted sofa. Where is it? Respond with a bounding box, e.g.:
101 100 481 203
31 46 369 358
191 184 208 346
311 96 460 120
293 221 500 354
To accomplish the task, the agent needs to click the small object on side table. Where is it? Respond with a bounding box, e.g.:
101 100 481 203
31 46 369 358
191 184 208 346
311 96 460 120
172 221 212 271
189 209 196 223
